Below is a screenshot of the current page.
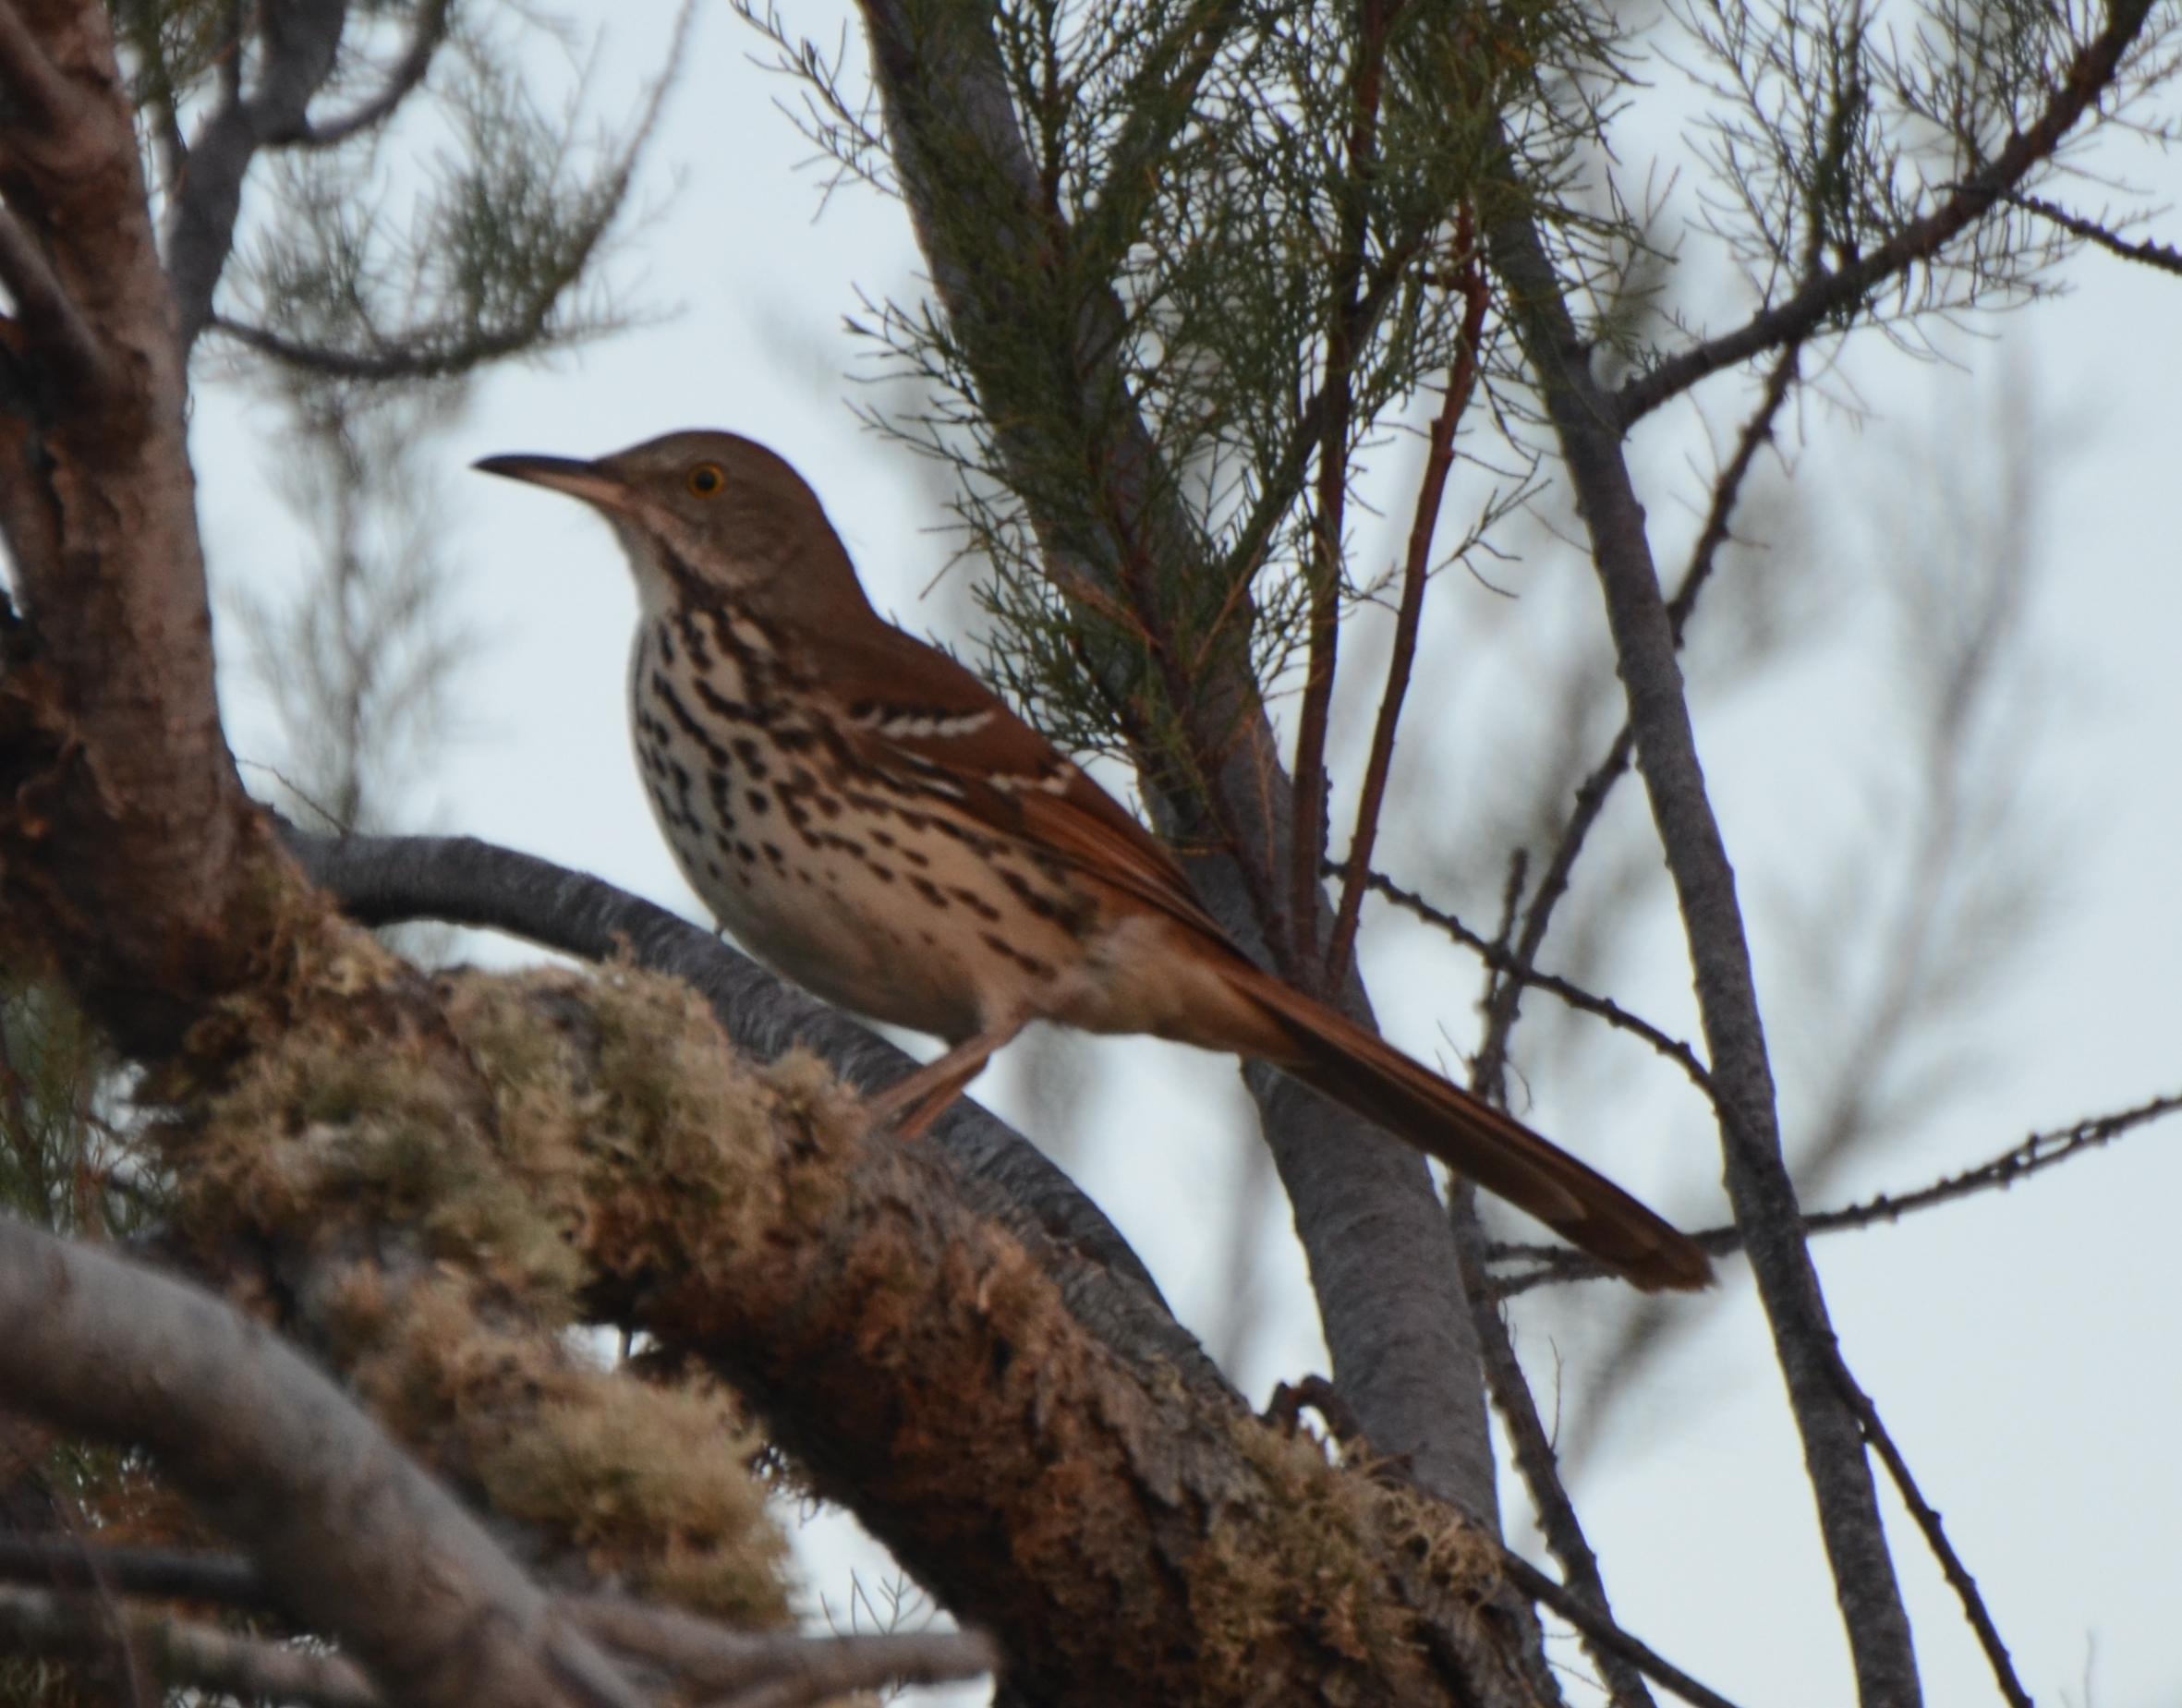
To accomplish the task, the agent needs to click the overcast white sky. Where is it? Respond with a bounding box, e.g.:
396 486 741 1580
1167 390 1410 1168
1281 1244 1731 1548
195 7 2182 1703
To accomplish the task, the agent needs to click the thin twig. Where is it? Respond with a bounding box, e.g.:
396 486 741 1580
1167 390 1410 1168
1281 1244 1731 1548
208 311 564 381
567 1596 998 1701
1826 1364 2033 1708
1494 1090 2182 1291
1326 224 1489 988
2001 190 2182 276
1451 1207 1657 1708
1349 866 1713 1096
1499 1556 1745 1708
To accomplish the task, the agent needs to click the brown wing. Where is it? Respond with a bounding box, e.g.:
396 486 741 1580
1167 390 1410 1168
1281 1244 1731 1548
814 622 1239 944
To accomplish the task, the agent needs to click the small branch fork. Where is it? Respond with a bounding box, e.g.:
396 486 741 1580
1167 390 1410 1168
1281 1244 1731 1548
1471 338 1803 1110
1350 864 1714 1096
1826 1365 2033 1708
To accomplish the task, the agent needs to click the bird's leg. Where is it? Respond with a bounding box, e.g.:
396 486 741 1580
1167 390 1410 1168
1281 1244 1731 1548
866 1017 1028 1141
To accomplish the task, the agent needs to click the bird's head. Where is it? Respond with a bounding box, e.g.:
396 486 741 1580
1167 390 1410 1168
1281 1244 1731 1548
475 430 871 628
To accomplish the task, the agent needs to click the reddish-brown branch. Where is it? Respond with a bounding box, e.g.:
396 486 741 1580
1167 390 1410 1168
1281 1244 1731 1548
1326 229 1489 987
1289 0 1391 978
0 0 258 1053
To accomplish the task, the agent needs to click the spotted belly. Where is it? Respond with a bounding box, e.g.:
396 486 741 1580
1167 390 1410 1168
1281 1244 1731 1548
630 639 1099 1043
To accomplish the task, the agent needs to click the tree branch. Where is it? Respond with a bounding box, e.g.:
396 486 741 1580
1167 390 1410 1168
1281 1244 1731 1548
165 0 349 351
211 309 580 382
1472 339 1800 1111
1617 0 2161 423
0 1583 378 1708
1483 127 1922 1702
568 1597 997 1703
281 825 1229 1394
1827 1368 2030 1708
0 2 73 134
1492 1090 2182 1292
1289 0 1393 977
1455 1217 1656 1708
1501 1557 1744 1708
0 0 258 1055
1348 866 1713 1097
271 0 453 149
0 1542 1001 1708
0 1217 643 1708
298 965 1527 1706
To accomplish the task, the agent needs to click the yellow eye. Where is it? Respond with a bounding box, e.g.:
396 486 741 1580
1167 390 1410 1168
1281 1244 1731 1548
686 462 726 498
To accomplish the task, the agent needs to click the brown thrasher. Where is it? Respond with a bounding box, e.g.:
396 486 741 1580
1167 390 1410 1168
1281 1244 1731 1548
476 431 1710 1291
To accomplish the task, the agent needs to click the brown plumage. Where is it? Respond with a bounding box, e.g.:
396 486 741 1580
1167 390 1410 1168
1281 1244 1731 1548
477 430 1710 1291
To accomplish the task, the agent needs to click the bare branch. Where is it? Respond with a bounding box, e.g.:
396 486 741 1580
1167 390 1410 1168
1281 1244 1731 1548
210 309 569 382
2002 189 2182 276
567 1597 998 1703
1793 1091 2182 1236
1495 1091 2182 1291
1485 115 1921 1697
165 0 347 351
1454 1214 1657 1708
0 1218 642 1708
273 0 454 149
0 1583 375 1708
1500 1557 1745 1708
1289 0 1395 978
1473 338 1800 1109
1618 0 2163 422
1827 1367 2031 1708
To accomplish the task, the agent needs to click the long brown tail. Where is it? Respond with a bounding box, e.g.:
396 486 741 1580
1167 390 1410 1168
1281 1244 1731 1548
1229 964 1712 1292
